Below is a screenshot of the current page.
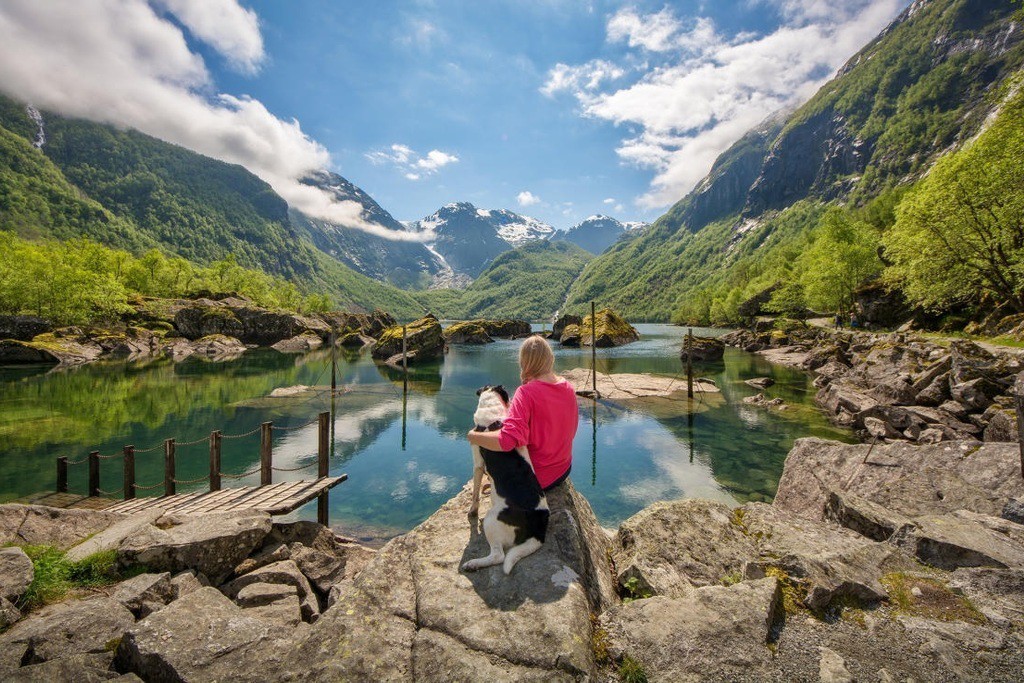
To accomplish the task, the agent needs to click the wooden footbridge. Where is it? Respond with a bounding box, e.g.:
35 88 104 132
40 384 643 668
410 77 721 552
31 411 345 524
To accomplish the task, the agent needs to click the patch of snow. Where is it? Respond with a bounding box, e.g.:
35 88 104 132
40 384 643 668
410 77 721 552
476 208 491 217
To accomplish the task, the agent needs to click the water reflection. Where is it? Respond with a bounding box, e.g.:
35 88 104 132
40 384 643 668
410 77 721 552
0 325 854 540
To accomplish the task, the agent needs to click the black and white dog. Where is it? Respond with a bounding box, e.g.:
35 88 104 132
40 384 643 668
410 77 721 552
463 385 550 574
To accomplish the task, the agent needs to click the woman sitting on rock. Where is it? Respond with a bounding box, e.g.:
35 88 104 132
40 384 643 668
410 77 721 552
467 335 578 492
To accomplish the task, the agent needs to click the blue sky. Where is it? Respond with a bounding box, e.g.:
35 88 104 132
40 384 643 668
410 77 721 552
0 0 907 233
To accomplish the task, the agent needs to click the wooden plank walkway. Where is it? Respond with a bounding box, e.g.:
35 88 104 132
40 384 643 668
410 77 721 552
103 476 347 516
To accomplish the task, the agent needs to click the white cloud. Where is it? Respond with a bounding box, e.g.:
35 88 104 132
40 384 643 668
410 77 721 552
416 149 459 171
603 197 615 204
540 60 625 97
0 0 420 242
365 144 459 180
544 1 905 208
154 0 263 73
517 190 541 207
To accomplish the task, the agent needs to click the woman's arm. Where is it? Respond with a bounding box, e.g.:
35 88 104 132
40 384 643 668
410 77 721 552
466 428 502 450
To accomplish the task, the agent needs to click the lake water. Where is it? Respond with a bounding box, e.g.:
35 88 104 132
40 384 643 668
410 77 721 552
0 324 854 542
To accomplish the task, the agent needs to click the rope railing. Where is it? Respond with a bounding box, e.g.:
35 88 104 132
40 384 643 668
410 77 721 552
172 473 211 486
271 461 318 473
222 425 262 440
271 417 320 432
133 480 165 491
219 464 264 480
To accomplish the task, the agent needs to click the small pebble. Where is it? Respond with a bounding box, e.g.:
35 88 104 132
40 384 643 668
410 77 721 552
910 587 923 598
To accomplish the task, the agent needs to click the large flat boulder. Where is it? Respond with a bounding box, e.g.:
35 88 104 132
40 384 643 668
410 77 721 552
277 481 613 680
0 505 125 550
65 510 164 563
773 438 1024 523
117 511 271 585
115 587 290 682
891 510 1024 570
600 578 781 682
0 598 134 677
741 503 913 610
613 500 755 597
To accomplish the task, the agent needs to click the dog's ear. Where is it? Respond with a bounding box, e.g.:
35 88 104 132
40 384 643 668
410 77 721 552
492 385 509 404
475 385 489 396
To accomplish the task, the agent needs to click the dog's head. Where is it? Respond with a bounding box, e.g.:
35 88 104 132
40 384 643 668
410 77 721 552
475 384 509 405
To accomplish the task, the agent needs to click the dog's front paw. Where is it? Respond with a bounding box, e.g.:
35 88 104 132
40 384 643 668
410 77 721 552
461 560 481 572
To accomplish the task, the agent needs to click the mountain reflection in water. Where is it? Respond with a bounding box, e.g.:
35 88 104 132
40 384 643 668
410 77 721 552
0 325 854 543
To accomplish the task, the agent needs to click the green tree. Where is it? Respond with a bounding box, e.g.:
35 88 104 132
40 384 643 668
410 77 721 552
799 209 882 316
883 86 1024 313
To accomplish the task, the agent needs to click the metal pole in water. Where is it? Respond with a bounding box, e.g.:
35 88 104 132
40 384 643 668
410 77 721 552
687 327 694 400
330 325 337 397
402 324 408 450
590 301 598 398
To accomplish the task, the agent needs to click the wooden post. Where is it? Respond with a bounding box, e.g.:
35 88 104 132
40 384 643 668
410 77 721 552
590 301 598 397
123 445 135 500
260 422 273 486
330 326 337 397
88 451 100 497
1015 373 1024 480
686 327 694 399
209 431 222 492
402 323 408 395
56 457 68 493
318 411 330 526
164 439 176 496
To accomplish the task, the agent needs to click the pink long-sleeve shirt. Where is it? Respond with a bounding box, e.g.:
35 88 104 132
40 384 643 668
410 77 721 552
497 378 578 489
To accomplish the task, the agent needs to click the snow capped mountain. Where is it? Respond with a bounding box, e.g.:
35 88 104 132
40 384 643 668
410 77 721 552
290 170 445 288
554 215 646 255
406 202 554 279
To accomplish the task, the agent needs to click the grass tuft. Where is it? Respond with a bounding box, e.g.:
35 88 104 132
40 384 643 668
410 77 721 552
17 546 135 611
618 655 648 683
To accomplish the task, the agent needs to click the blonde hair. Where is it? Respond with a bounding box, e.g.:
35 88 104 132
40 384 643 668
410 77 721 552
519 335 555 382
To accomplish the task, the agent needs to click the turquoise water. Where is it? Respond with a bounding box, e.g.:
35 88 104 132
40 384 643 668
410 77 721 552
0 324 853 541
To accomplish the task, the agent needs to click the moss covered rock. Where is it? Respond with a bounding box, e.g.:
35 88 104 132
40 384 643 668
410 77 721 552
567 309 639 348
372 315 444 363
443 321 494 344
680 336 725 362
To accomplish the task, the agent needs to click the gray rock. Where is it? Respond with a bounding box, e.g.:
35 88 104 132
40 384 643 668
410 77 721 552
949 567 1024 626
0 315 52 342
742 503 911 610
222 559 319 622
3 653 120 682
864 416 902 440
984 409 1018 442
613 499 755 597
679 336 724 362
278 481 608 680
0 598 134 677
117 511 271 585
189 334 246 358
270 332 324 353
65 510 164 563
0 504 124 550
109 573 173 618
824 489 911 542
235 582 302 627
819 646 854 683
289 544 346 595
600 578 781 682
892 510 1024 570
1 596 21 629
1002 497 1024 525
950 377 1001 412
168 569 207 600
233 541 291 576
745 376 775 389
115 587 288 682
0 546 34 602
915 372 950 406
773 438 1024 523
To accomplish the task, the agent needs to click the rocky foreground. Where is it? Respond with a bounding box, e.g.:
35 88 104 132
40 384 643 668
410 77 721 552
3 435 1024 681
721 326 1022 446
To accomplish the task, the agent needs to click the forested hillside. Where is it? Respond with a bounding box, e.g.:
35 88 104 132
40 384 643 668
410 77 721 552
414 241 592 320
0 95 427 319
564 0 1024 325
